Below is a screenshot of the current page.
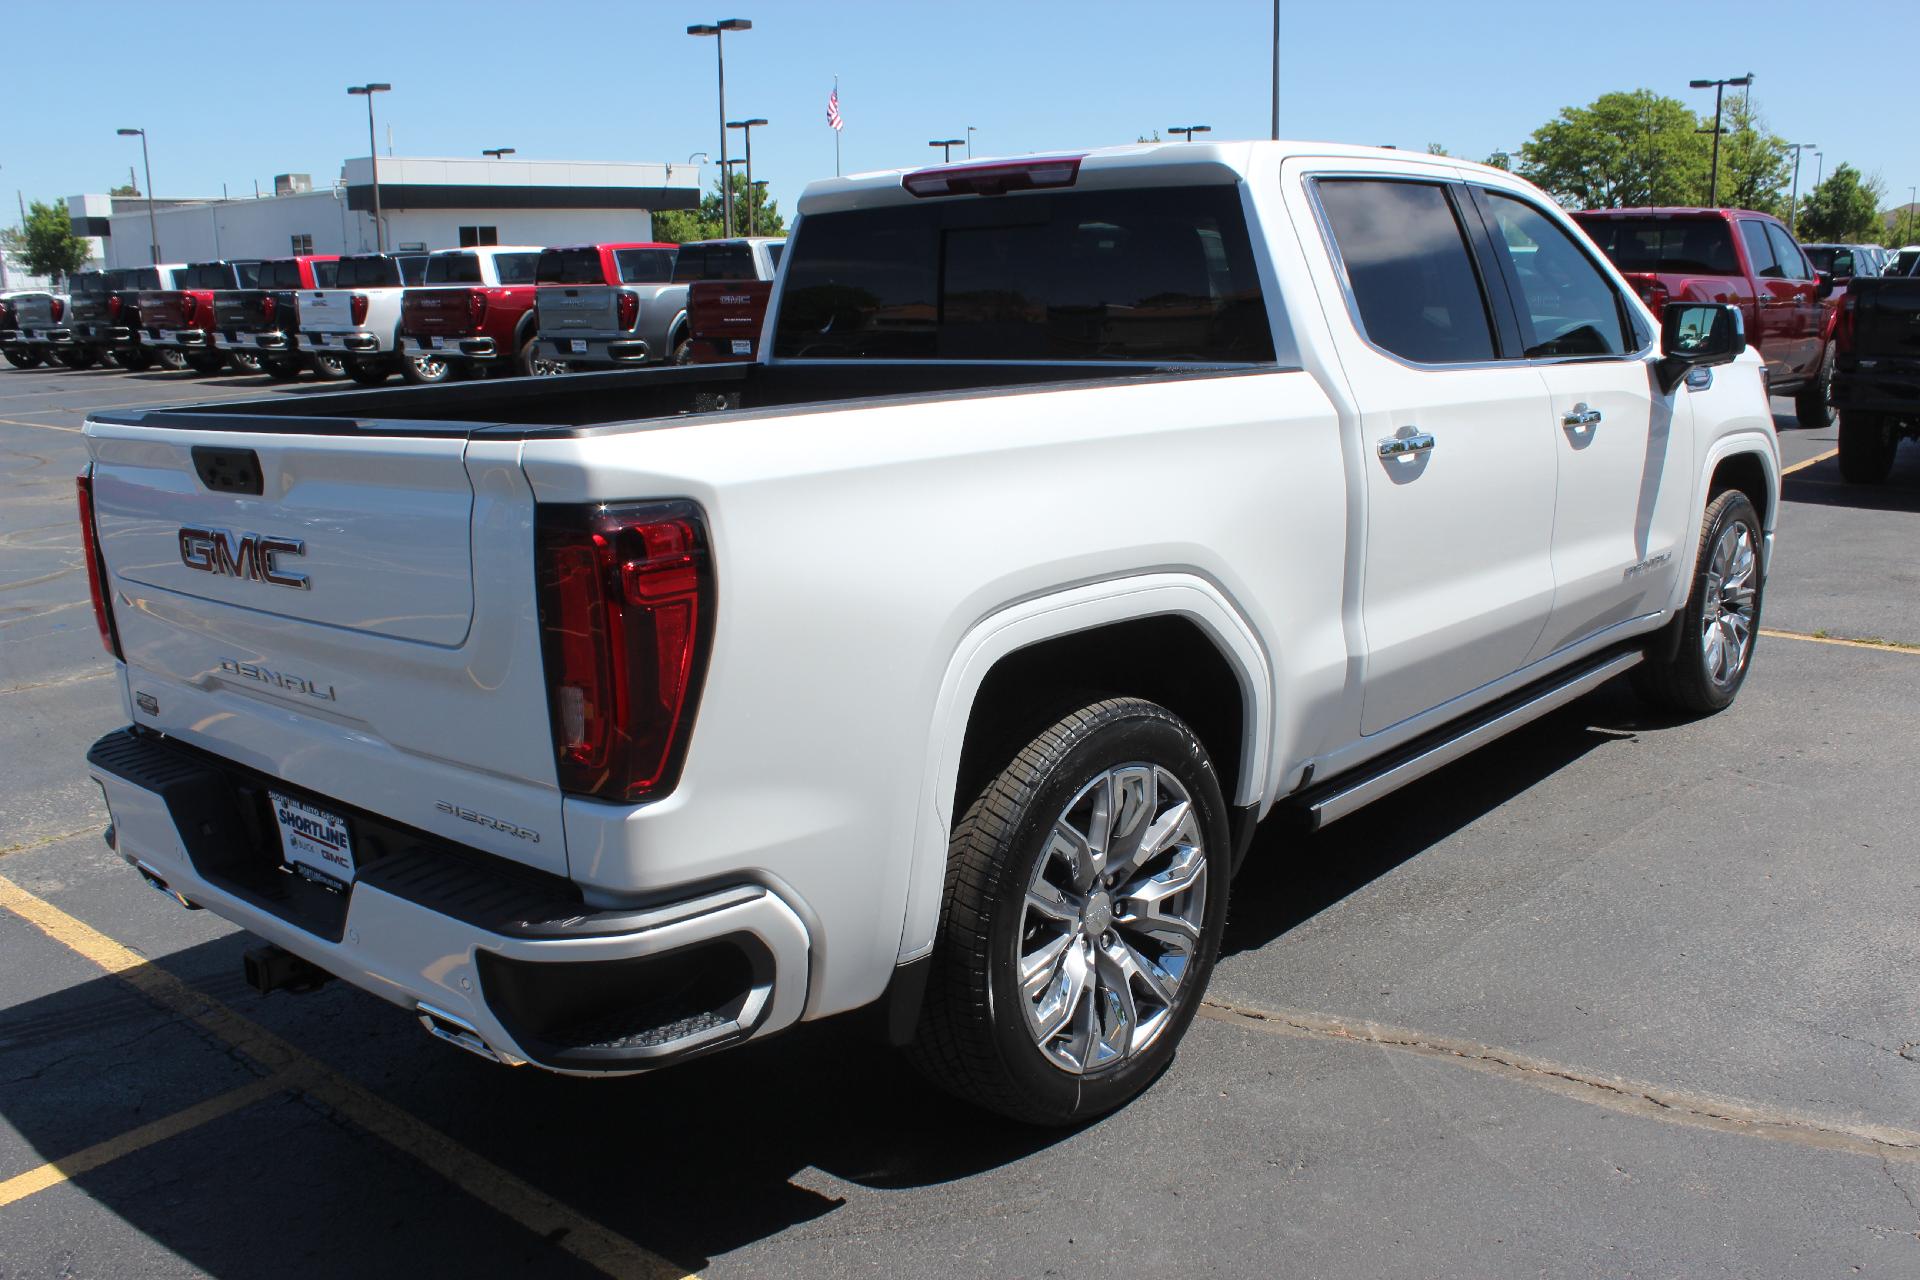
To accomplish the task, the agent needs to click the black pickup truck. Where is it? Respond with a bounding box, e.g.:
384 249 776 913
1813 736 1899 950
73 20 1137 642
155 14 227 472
1831 277 1920 482
211 255 339 380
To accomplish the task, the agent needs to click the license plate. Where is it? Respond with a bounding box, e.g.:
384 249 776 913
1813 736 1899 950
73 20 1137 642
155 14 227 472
731 339 753 355
159 330 177 344
430 336 446 349
23 329 38 340
568 338 587 354
270 791 356 889
311 333 329 345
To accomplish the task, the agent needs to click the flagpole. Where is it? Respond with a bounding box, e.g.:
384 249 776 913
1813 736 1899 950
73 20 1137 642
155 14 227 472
834 74 841 177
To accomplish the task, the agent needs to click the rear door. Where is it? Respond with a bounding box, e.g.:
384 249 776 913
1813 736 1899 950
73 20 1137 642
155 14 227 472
1763 222 1823 376
1472 186 1692 653
1309 173 1560 735
1739 218 1799 381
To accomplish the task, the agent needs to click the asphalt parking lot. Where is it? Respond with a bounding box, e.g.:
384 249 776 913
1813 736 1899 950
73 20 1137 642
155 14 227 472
0 364 1915 1279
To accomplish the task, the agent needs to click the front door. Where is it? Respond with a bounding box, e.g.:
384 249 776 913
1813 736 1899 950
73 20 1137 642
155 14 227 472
1474 189 1695 655
1311 176 1560 736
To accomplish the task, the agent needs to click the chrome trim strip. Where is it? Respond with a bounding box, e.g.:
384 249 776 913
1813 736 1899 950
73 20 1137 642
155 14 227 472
1307 650 1642 827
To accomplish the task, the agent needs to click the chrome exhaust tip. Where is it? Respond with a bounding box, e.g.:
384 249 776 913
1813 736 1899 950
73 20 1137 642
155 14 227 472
416 1002 524 1067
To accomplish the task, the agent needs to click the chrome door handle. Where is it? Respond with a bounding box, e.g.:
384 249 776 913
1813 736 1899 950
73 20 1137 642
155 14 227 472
1378 431 1436 459
1562 404 1602 432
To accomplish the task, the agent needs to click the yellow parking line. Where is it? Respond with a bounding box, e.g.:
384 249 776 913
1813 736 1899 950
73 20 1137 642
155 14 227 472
0 1072 298 1208
0 415 82 433
0 875 692 1279
1762 627 1920 654
1780 448 1838 476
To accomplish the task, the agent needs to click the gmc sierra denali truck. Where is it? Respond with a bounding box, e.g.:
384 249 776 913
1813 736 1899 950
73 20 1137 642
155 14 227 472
88 265 185 371
139 262 262 374
78 142 1779 1126
300 253 429 383
1 290 66 367
398 246 547 381
535 237 780 370
213 255 341 381
531 241 678 372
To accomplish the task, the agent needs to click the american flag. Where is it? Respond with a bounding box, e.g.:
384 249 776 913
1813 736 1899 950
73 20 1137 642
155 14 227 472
826 85 844 132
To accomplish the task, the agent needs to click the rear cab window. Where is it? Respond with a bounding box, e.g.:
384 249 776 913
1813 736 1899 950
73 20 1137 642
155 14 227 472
257 261 302 290
496 253 541 285
176 264 238 290
427 254 483 285
615 248 677 283
674 244 758 283
334 256 401 288
538 249 608 285
772 185 1275 362
1579 217 1741 276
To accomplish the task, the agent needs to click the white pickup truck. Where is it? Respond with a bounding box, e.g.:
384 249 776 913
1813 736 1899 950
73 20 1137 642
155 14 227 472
78 142 1778 1126
299 252 430 383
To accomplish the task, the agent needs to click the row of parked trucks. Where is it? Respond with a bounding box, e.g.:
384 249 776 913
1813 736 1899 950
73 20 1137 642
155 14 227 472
0 235 784 382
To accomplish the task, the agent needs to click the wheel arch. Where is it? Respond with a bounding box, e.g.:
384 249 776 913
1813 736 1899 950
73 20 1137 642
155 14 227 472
897 575 1274 966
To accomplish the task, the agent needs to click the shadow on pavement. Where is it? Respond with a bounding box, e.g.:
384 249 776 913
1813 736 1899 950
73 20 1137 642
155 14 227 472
1782 449 1920 513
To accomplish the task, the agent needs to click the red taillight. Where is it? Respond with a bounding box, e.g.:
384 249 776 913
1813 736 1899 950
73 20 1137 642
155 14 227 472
616 289 639 331
1835 293 1855 355
468 290 489 326
108 295 123 321
260 294 277 323
75 470 122 661
349 293 369 325
535 501 713 803
902 155 1084 198
180 294 197 325
51 297 65 321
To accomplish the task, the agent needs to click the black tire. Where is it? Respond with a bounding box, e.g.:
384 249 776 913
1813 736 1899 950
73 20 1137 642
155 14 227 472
344 357 391 386
261 355 303 381
509 330 538 378
400 351 454 384
1632 489 1764 716
156 348 188 371
670 333 692 365
1838 411 1899 485
307 351 349 380
1794 343 1835 430
55 347 98 370
907 697 1231 1126
2 346 43 369
229 350 264 374
114 346 154 371
186 351 227 375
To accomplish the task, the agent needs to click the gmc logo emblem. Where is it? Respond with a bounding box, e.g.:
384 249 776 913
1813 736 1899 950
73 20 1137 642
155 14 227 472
178 527 309 589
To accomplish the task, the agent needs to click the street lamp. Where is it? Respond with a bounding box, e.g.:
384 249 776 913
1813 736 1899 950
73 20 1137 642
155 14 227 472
116 127 159 264
1813 151 1824 187
928 138 965 162
1169 125 1212 143
1688 73 1753 208
482 147 515 159
1786 142 1818 233
966 125 977 159
727 118 767 235
346 83 392 252
688 19 752 237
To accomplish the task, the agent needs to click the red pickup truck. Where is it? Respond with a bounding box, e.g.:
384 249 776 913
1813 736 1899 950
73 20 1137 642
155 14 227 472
398 246 547 379
685 280 773 363
137 262 263 374
1573 207 1839 427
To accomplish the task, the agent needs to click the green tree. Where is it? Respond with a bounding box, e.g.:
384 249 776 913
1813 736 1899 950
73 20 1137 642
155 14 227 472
653 172 786 243
109 182 139 197
1714 97 1791 215
1482 150 1514 171
14 200 91 280
1136 131 1162 143
1796 164 1885 242
1519 89 1709 209
1425 142 1450 156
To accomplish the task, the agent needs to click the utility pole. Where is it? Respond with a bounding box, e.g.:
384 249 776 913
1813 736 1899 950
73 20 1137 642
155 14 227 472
1688 74 1753 208
347 84 392 253
1786 142 1817 233
688 20 752 238
1270 0 1280 140
727 118 767 235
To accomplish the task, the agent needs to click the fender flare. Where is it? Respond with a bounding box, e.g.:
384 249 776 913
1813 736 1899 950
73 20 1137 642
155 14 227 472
1669 430 1781 613
895 573 1275 965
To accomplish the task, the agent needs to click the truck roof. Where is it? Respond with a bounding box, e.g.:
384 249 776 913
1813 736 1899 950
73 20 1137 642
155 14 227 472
1572 207 1783 222
796 139 1510 215
545 241 675 252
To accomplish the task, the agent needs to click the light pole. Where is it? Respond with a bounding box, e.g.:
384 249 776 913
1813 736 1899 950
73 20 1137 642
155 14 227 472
116 128 159 263
1786 142 1818 233
482 147 515 159
1688 74 1753 208
346 83 392 252
966 126 977 159
727 118 766 235
1907 186 1916 247
928 138 964 162
1168 125 1212 143
1270 0 1280 140
1813 151 1824 187
688 19 751 238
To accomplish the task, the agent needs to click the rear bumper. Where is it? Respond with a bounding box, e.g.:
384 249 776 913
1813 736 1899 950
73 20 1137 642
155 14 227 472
2 328 57 347
536 335 650 365
221 330 296 351
303 330 387 354
1832 366 1920 420
401 334 498 361
87 727 811 1073
145 328 211 349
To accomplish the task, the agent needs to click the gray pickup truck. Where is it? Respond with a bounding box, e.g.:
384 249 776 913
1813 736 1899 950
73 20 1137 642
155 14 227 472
1 290 70 367
535 237 781 370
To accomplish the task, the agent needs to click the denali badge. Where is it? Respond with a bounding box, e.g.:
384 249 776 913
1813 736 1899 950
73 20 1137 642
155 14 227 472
219 658 336 702
178 526 308 589
435 800 541 843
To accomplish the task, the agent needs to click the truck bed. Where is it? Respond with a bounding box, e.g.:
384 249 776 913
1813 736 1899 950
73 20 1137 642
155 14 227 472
93 360 1274 438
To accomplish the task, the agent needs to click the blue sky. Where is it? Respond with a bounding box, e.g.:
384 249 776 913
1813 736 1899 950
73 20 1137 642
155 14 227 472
3 0 1910 230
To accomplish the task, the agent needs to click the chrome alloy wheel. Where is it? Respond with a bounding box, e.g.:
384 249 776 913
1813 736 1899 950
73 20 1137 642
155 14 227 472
1701 521 1758 688
1017 763 1208 1074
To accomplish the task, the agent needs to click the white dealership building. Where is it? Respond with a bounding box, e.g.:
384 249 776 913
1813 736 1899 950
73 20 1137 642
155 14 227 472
78 155 703 268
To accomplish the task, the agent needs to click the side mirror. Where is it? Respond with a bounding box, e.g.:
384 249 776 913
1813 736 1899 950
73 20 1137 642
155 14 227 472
1815 269 1836 299
1657 302 1744 393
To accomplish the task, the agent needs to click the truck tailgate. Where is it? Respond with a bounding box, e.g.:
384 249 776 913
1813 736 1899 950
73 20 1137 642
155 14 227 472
300 290 358 331
404 288 478 337
86 419 568 875
1852 282 1920 362
537 286 621 333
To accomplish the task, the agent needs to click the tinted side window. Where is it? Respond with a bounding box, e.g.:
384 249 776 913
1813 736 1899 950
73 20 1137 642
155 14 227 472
496 253 540 285
1740 221 1781 278
1484 192 1628 358
1765 224 1809 280
1317 179 1496 364
773 184 1274 362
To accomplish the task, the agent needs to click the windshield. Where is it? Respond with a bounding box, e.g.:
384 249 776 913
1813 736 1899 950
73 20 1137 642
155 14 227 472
1577 217 1740 276
426 253 483 285
772 185 1275 362
615 248 677 283
333 256 400 288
